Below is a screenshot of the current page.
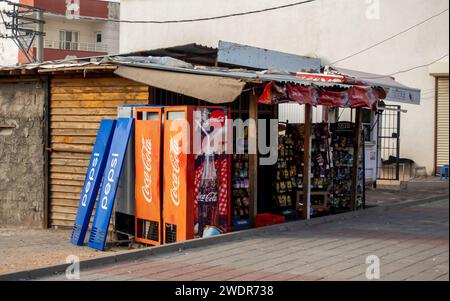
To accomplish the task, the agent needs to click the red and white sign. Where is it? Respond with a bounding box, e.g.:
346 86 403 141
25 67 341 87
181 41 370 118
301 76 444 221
209 110 226 128
296 72 345 83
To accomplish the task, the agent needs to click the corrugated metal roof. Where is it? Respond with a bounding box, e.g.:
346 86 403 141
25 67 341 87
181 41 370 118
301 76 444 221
0 42 421 105
122 43 218 66
109 58 352 89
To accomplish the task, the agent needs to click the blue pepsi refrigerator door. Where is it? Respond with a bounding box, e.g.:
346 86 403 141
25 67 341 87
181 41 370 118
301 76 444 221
88 118 134 251
70 119 116 246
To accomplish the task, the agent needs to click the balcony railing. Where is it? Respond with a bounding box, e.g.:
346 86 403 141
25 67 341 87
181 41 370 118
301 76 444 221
42 40 108 52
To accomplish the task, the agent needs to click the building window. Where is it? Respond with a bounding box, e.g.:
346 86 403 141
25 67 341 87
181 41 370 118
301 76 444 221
59 30 79 50
96 32 102 43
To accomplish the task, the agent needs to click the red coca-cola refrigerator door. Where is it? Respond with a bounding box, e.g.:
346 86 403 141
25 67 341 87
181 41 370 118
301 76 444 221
194 106 232 237
163 106 196 243
134 107 163 245
163 106 231 244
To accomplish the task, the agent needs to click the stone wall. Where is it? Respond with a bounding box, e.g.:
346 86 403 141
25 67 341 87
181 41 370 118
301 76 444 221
0 79 47 228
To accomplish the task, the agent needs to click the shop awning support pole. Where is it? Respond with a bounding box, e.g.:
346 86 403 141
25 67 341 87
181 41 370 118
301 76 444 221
248 92 259 225
322 106 329 122
351 108 363 210
302 104 312 220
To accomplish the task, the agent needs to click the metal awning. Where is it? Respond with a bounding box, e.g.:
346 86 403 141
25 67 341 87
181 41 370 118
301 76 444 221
332 67 421 105
111 58 352 87
112 59 353 104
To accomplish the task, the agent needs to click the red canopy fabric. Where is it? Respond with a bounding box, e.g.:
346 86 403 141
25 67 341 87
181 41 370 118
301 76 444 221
286 84 319 106
258 81 383 111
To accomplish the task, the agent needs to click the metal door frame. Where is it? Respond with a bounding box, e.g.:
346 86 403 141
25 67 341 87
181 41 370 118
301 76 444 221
376 105 401 181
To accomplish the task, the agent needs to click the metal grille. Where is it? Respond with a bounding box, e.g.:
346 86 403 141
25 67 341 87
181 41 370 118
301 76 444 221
436 77 449 169
71 223 81 242
164 223 177 244
88 226 106 244
88 226 98 244
136 219 159 242
377 105 401 180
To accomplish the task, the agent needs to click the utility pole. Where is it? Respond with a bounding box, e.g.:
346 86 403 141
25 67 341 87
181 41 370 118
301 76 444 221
0 0 45 63
36 9 43 62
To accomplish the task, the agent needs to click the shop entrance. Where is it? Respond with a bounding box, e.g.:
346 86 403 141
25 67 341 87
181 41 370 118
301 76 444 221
377 105 401 181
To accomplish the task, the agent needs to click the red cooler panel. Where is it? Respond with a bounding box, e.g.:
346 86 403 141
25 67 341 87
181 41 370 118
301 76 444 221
163 106 195 243
135 107 163 245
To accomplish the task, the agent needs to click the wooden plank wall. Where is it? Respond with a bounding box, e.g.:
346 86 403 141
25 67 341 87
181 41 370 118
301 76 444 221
49 75 149 228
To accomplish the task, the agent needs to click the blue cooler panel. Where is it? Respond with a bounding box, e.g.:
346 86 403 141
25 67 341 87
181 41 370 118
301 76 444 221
88 118 134 251
70 119 116 246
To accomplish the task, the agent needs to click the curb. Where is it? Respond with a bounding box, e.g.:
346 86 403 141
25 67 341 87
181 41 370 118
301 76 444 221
0 194 447 281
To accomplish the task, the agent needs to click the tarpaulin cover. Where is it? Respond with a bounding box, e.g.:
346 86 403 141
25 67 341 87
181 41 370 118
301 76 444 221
115 65 245 104
258 81 382 111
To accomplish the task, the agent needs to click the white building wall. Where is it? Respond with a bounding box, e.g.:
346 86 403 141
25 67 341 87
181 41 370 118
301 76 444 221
0 0 19 66
278 104 325 124
119 0 449 173
100 2 120 54
43 1 120 54
44 17 102 45
0 1 120 65
98 21 120 54
44 15 119 54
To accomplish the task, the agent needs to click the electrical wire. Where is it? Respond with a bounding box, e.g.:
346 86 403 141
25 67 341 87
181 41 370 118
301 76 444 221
330 8 449 65
358 53 449 79
47 0 319 24
43 3 447 81
2 0 447 80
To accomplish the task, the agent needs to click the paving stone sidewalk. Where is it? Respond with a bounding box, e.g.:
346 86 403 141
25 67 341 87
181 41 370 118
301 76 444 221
365 177 449 207
0 179 447 277
0 228 124 274
41 198 449 281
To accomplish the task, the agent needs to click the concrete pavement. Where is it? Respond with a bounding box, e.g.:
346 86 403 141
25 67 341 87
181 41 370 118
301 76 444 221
39 198 449 281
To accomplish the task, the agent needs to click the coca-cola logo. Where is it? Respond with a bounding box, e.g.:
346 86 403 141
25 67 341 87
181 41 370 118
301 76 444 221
169 136 181 207
209 110 226 128
198 191 218 203
141 137 152 204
